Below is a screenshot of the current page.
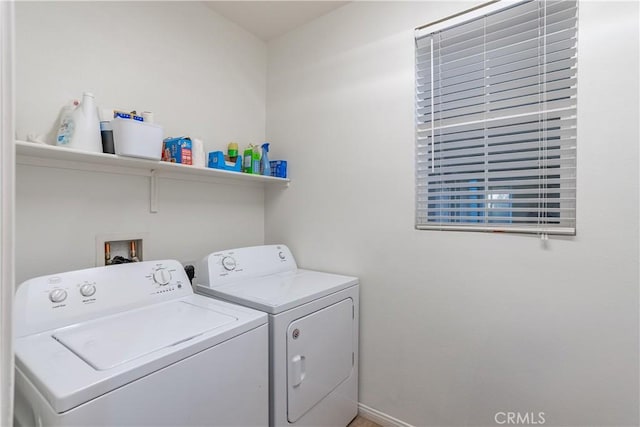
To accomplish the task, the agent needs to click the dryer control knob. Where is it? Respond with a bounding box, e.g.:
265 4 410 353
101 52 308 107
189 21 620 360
222 256 237 271
80 284 96 297
153 268 171 286
49 289 67 303
278 251 285 260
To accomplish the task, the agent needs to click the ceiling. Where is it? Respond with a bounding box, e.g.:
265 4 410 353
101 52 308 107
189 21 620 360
204 1 349 41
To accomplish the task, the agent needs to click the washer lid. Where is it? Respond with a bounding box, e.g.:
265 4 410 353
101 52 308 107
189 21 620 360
53 301 236 370
15 294 267 414
197 269 358 314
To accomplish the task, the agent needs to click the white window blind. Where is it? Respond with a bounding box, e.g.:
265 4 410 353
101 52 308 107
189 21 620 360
415 0 577 235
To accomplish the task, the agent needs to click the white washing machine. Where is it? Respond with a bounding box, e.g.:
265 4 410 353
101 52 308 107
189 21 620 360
14 260 269 427
195 245 359 427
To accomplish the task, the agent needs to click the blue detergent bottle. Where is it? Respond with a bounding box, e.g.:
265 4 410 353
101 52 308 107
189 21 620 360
261 143 271 176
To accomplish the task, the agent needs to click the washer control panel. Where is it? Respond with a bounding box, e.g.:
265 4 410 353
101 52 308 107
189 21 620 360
14 260 192 337
197 245 298 288
48 288 67 303
80 283 96 297
152 268 172 285
145 264 186 296
221 256 237 271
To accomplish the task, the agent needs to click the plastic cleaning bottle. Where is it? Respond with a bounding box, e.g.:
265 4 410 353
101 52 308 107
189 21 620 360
52 99 79 145
56 92 102 153
227 142 239 162
243 144 261 174
252 145 261 174
260 143 271 176
99 108 115 154
243 145 253 173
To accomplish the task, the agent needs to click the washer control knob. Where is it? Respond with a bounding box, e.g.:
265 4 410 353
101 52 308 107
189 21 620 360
222 256 237 271
278 251 286 260
153 268 171 286
49 289 67 303
80 284 96 297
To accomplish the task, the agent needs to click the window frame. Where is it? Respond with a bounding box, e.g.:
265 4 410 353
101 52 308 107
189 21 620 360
414 0 578 235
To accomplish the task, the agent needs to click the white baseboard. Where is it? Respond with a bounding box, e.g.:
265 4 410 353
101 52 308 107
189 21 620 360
358 403 414 427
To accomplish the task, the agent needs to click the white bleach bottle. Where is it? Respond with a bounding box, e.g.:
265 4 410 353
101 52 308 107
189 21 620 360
56 92 102 153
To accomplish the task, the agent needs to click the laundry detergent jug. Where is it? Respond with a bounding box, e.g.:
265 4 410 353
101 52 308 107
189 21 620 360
56 92 102 153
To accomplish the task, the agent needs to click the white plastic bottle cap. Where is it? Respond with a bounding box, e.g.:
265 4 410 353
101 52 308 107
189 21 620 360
83 92 95 98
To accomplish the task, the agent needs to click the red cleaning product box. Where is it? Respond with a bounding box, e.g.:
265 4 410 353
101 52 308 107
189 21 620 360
162 137 192 165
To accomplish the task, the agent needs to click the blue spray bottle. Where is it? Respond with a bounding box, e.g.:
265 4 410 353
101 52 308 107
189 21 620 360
260 143 271 176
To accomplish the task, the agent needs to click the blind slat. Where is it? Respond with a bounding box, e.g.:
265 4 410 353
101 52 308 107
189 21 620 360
418 190 576 199
417 115 576 139
418 79 577 117
419 98 576 130
416 57 576 94
418 214 576 223
418 166 576 182
416 178 575 192
417 131 577 152
418 19 576 73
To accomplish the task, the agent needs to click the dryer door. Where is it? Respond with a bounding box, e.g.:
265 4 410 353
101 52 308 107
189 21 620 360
287 298 354 423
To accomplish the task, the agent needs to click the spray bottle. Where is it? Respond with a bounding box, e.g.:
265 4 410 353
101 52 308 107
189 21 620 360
260 143 271 176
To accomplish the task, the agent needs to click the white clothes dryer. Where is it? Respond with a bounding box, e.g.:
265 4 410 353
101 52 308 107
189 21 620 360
14 260 269 427
196 245 359 427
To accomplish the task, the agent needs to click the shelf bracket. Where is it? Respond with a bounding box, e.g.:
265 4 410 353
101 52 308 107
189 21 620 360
150 169 158 213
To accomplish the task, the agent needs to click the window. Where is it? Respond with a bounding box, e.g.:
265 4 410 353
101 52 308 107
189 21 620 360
415 0 577 235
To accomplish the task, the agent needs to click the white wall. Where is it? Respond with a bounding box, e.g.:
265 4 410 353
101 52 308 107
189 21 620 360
266 2 639 426
15 2 268 282
16 1 266 148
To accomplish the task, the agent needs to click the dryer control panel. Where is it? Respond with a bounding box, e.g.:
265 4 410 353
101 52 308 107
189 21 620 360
14 260 192 337
197 244 297 288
